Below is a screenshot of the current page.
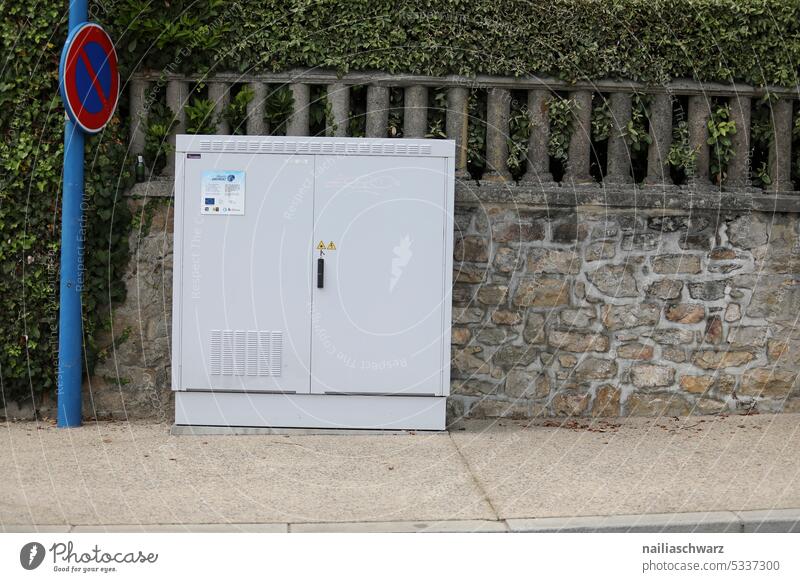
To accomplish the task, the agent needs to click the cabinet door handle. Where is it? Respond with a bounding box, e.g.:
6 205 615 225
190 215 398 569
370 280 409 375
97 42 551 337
317 257 324 288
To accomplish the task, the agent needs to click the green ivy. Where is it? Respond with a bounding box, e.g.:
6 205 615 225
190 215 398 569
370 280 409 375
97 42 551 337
759 96 800 188
107 1 800 86
426 89 448 140
143 102 175 174
506 100 532 181
754 161 772 187
223 86 254 135
591 99 613 142
265 86 295 135
590 94 651 151
1 2 132 405
668 119 697 178
628 94 653 154
665 101 738 184
185 98 217 135
707 103 737 185
751 94 775 187
548 96 578 163
309 86 330 135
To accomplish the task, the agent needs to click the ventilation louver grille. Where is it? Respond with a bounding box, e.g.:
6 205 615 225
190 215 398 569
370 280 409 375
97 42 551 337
197 139 433 156
209 329 282 376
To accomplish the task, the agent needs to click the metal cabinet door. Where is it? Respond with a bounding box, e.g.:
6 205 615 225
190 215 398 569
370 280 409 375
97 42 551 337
177 153 314 393
310 155 449 395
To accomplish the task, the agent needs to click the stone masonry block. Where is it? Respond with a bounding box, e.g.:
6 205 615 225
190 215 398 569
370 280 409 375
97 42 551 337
513 277 570 307
527 248 582 274
454 235 489 262
630 364 675 388
652 254 702 274
548 330 609 353
587 264 638 297
601 303 660 330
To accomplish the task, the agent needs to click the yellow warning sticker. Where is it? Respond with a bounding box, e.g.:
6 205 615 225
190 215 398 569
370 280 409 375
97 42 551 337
327 241 337 251
316 240 326 250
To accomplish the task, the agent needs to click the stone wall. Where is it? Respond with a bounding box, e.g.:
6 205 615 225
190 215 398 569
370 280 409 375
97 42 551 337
81 184 800 421
84 196 174 422
450 199 800 419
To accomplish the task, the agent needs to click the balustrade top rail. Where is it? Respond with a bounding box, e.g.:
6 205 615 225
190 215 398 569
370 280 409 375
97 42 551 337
128 69 800 194
132 70 800 98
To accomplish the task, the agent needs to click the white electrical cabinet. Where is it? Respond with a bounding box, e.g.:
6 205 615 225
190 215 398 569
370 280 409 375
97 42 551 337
171 135 454 430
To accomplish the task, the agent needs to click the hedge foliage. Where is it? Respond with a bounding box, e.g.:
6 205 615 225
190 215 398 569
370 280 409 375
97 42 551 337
108 0 800 86
1 2 131 406
3 0 800 407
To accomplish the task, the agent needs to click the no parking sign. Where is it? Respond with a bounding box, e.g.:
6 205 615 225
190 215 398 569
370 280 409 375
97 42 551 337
59 22 119 133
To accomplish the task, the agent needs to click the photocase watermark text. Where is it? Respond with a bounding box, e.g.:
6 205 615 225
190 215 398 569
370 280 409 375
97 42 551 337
50 541 158 564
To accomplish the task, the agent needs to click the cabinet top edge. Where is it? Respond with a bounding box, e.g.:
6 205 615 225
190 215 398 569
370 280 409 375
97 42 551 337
175 135 455 158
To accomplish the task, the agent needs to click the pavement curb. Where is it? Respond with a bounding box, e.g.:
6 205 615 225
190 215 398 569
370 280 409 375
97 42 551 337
506 509 800 533
736 509 800 533
3 509 799 533
506 512 742 533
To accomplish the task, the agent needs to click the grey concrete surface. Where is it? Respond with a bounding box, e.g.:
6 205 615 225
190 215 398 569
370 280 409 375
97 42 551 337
451 414 800 520
0 421 493 526
289 520 508 533
1 414 799 531
71 523 288 533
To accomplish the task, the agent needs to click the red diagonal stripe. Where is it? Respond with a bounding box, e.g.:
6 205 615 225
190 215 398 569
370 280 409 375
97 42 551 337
78 48 109 110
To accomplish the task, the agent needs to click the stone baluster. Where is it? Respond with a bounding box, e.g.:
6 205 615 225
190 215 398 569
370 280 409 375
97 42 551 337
645 93 673 185
129 79 149 157
523 89 553 183
726 95 751 188
366 85 389 138
164 79 188 175
605 92 633 184
446 87 470 179
565 90 593 184
768 98 794 193
208 82 230 135
246 82 267 135
404 85 428 138
483 87 511 182
326 83 349 137
287 83 310 136
687 95 711 184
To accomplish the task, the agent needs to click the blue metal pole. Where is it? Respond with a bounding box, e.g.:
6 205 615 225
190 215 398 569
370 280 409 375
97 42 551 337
57 0 88 428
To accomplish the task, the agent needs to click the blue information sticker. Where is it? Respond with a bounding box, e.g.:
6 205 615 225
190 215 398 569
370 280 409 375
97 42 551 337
200 170 245 215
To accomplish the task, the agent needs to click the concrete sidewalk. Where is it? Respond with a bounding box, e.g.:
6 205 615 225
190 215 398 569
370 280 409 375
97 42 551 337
2 413 799 532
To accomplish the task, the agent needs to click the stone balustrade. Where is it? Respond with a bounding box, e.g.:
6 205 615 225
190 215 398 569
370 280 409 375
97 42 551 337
129 70 800 192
